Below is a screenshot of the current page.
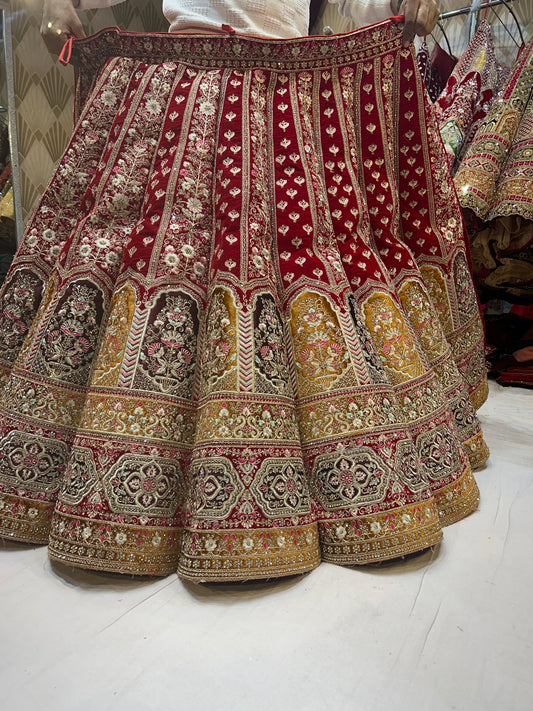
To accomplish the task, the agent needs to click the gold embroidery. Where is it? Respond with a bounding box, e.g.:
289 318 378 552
93 284 135 387
398 279 448 361
363 293 426 383
0 492 53 544
194 399 300 444
178 522 320 582
49 512 181 576
419 265 453 334
290 291 352 395
199 288 239 395
79 393 196 444
320 500 442 564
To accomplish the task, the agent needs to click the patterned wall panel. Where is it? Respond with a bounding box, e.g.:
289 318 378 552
10 0 166 222
0 16 7 109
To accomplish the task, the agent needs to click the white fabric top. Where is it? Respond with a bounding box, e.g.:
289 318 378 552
77 0 311 39
78 1 395 38
326 0 393 29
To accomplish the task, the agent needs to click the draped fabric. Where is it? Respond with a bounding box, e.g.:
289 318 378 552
455 36 533 223
435 20 499 173
0 20 488 582
455 37 533 302
417 39 458 103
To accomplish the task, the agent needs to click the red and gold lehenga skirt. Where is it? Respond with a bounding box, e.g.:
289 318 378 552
0 19 489 582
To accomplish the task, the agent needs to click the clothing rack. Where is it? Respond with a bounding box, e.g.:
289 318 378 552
439 0 518 20
438 0 524 46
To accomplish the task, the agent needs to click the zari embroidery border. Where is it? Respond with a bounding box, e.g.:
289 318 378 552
71 21 404 119
177 522 320 582
319 499 443 564
48 513 182 576
0 492 53 544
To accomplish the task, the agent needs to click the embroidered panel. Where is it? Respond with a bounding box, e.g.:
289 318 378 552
253 294 292 395
250 458 311 517
311 448 390 510
135 291 199 396
394 439 429 493
49 512 181 576
194 399 300 444
0 431 69 494
453 253 480 326
416 424 463 483
188 457 245 520
398 280 448 361
178 522 320 582
319 499 442 564
199 288 238 396
92 284 136 387
102 453 183 517
419 265 454 335
289 291 352 395
59 446 97 505
363 293 426 384
34 282 103 386
79 393 197 444
0 271 44 365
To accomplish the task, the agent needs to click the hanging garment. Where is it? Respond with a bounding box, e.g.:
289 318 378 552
455 37 533 310
455 36 533 222
427 40 458 102
435 20 499 173
0 20 488 582
416 39 432 94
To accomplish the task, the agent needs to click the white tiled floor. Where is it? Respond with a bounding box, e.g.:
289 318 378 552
1 382 532 711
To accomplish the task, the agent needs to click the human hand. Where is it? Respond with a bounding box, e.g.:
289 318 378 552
41 0 86 55
391 0 440 47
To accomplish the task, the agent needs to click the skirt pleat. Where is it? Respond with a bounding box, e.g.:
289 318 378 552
0 20 488 582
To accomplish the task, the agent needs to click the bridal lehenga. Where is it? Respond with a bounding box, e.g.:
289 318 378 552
0 19 489 582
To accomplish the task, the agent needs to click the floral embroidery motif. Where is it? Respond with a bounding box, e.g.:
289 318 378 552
92 284 135 387
363 293 425 383
290 292 351 394
394 439 428 492
188 458 244 520
199 289 238 394
454 253 479 324
419 267 453 334
59 446 97 505
0 272 42 363
0 431 68 494
416 425 462 482
0 23 488 580
311 448 390 510
319 500 442 563
250 458 311 517
254 295 291 395
36 282 102 385
398 280 448 360
194 400 300 443
449 394 477 432
103 454 183 516
136 292 198 396
158 69 220 284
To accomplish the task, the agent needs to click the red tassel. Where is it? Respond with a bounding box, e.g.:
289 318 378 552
59 36 73 66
